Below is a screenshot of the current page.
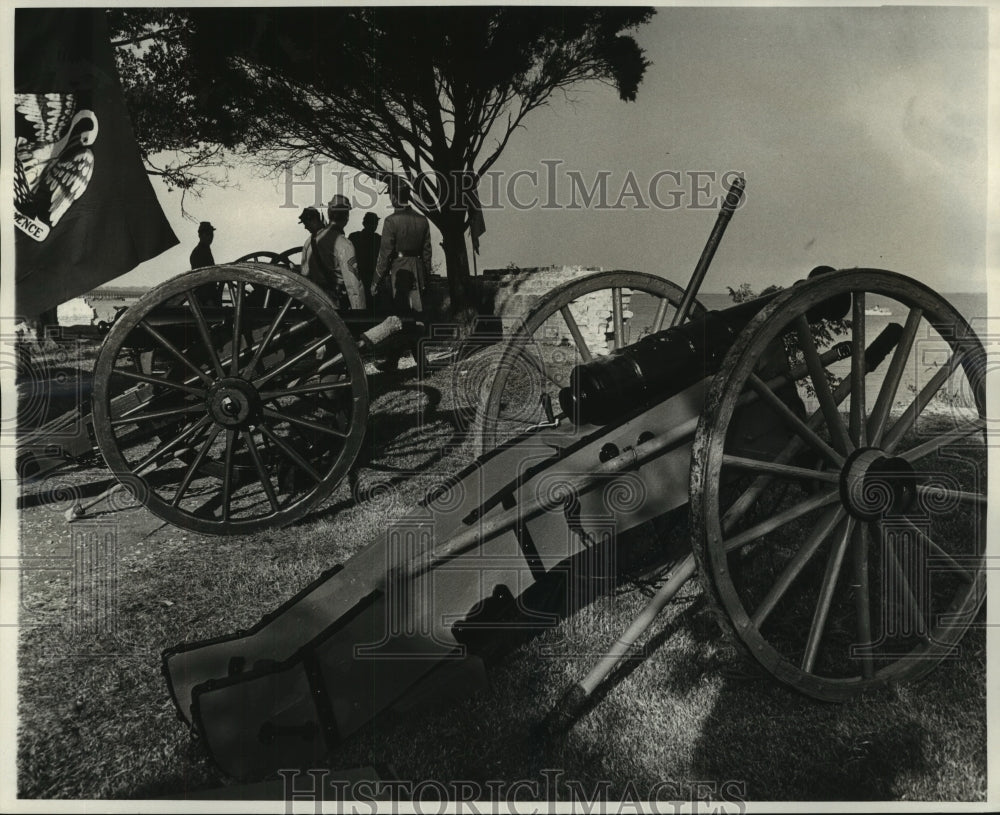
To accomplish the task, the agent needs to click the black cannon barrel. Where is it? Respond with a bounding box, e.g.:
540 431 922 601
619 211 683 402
558 273 851 426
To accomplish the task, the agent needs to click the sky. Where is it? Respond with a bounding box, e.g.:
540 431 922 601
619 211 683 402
107 5 990 294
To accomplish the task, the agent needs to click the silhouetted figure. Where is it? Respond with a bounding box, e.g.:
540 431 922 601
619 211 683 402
371 182 430 371
349 212 381 305
189 221 215 269
189 221 220 306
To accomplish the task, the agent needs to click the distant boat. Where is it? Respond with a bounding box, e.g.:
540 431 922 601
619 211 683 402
864 304 892 316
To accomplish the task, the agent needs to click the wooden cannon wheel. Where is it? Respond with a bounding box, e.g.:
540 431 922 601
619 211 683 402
474 270 704 454
233 250 294 268
232 251 299 306
92 263 368 535
690 270 986 700
277 246 302 271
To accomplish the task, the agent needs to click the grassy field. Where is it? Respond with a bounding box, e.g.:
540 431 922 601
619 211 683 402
14 336 987 802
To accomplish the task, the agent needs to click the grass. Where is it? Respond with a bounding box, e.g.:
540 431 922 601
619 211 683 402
14 337 987 802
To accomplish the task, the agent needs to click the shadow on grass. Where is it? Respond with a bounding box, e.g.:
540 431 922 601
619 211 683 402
308 378 471 525
684 622 985 800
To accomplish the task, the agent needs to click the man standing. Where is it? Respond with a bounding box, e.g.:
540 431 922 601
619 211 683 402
299 207 338 301
371 182 431 371
326 195 366 309
299 199 365 310
349 212 381 303
371 183 431 314
189 221 220 306
189 221 215 269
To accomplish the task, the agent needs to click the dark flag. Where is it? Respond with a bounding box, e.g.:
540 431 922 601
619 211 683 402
14 8 178 319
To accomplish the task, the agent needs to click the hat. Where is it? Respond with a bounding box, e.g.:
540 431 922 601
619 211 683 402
198 221 215 233
298 207 322 223
387 180 411 206
327 194 351 211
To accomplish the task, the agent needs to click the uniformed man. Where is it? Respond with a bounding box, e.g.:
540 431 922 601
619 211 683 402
371 182 431 313
189 221 215 269
349 212 381 296
299 197 365 310
189 221 220 306
327 195 366 309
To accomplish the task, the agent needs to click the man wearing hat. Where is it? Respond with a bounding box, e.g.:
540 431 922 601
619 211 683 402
298 198 365 310
371 182 431 314
189 221 220 307
190 221 216 269
371 181 431 371
326 194 366 309
349 212 381 297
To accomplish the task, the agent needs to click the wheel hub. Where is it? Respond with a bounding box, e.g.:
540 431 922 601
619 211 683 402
207 378 261 427
840 446 919 520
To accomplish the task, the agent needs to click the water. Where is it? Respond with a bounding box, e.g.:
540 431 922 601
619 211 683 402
624 287 983 421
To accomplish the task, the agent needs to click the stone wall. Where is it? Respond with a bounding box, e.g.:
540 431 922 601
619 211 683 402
478 265 632 356
56 298 97 327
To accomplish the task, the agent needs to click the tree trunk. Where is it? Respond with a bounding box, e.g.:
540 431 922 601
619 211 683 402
437 214 474 319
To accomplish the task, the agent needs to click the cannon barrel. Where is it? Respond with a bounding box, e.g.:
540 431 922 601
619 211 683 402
559 276 851 426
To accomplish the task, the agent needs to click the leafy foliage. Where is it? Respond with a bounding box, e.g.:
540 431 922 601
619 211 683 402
108 10 234 202
727 281 851 394
108 7 656 311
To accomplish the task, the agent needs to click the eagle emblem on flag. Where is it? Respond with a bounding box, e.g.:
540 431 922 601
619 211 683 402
14 93 99 241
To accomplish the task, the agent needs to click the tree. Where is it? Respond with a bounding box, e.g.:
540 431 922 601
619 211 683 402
109 6 655 314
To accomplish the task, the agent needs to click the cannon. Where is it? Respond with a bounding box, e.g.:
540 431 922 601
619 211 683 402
18 258 411 535
162 179 987 779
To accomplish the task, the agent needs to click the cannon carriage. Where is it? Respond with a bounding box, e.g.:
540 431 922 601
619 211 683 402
159 180 988 778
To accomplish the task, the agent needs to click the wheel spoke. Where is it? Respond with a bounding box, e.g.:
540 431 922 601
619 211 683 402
723 490 841 553
315 350 346 377
110 403 206 427
723 357 857 531
652 298 670 333
259 378 353 400
111 368 205 397
897 515 976 581
129 415 213 475
802 516 855 673
867 307 922 445
881 349 965 453
913 483 985 508
171 424 223 507
242 429 280 512
721 454 840 483
795 315 852 456
849 522 874 678
220 429 236 522
185 293 226 378
229 280 245 376
899 419 985 462
262 407 349 438
751 505 845 626
243 292 294 379
139 319 213 385
559 306 593 363
850 293 867 446
748 374 845 467
611 287 625 351
258 423 323 483
252 332 335 388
